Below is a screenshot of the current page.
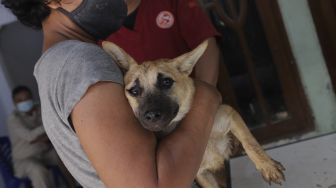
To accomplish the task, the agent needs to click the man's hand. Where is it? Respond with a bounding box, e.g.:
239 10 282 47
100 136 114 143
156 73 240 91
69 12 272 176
30 133 50 144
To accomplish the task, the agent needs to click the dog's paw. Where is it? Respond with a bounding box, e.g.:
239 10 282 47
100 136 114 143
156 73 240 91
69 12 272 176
256 159 285 185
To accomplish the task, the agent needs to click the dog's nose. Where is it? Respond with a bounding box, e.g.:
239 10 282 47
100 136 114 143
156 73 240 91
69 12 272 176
144 111 161 122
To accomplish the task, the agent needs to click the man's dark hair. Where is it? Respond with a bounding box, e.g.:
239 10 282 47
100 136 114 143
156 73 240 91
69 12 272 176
1 0 51 29
12 85 32 99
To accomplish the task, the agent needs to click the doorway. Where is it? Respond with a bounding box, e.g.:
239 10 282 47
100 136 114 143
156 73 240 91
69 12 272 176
200 0 314 143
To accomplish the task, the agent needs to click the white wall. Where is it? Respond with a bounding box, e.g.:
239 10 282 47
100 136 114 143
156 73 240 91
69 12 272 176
0 50 11 188
0 4 16 28
0 20 43 136
0 51 13 136
0 0 16 139
0 21 43 99
277 0 336 133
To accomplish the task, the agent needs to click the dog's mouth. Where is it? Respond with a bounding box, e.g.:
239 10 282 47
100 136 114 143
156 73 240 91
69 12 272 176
139 106 179 132
142 123 165 132
135 92 180 132
139 117 176 132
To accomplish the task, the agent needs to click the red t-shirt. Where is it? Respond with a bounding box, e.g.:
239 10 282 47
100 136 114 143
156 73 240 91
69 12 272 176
105 0 219 63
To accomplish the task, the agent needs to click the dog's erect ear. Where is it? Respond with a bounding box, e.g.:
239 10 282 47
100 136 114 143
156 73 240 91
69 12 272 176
171 40 208 75
102 41 137 70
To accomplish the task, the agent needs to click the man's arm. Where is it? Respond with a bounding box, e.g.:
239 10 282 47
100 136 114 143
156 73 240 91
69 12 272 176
155 81 221 187
194 37 220 86
71 81 220 188
30 133 50 144
8 118 45 142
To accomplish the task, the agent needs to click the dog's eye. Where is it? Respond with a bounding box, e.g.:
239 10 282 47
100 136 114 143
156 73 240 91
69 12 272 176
128 86 142 97
157 73 175 90
161 78 174 89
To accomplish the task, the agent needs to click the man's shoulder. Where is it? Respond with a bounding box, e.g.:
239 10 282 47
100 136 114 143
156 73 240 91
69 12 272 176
34 40 114 82
41 40 103 61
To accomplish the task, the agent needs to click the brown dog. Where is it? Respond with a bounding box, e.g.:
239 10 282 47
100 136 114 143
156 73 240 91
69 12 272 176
102 40 285 188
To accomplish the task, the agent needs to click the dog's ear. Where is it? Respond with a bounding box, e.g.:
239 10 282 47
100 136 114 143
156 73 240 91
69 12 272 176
171 40 208 75
102 41 137 70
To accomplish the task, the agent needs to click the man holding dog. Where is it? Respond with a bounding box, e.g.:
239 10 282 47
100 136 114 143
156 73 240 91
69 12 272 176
3 0 221 187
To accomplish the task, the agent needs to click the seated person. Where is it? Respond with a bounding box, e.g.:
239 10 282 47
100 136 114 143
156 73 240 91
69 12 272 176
7 86 61 188
105 0 220 86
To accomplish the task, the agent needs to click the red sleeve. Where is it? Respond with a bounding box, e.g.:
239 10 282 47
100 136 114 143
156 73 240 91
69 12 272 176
177 0 220 49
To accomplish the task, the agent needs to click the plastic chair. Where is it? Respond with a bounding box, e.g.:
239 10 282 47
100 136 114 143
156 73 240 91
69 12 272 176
0 137 32 188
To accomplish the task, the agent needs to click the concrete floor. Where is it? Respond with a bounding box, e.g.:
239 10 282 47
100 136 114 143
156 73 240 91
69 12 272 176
2 133 335 188
230 133 336 188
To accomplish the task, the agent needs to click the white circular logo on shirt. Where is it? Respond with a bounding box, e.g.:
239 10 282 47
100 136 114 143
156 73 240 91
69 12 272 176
156 11 175 29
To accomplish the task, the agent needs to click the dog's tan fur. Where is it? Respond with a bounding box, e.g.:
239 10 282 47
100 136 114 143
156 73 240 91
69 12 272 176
103 40 285 188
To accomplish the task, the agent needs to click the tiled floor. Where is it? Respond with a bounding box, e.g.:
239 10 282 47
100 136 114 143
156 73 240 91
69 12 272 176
230 133 336 188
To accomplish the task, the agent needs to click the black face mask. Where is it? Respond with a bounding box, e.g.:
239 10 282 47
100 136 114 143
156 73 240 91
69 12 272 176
58 0 128 40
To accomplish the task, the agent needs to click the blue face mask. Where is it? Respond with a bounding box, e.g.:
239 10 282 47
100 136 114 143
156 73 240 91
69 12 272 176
16 100 34 113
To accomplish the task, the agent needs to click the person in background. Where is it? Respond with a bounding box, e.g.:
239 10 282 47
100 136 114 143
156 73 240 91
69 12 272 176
105 0 220 86
7 86 76 188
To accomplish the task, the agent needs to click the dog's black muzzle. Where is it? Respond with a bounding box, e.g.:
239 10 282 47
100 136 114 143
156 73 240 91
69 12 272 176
139 93 179 132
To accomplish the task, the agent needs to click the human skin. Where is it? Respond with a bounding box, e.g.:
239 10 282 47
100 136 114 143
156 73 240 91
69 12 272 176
43 0 222 187
194 37 220 86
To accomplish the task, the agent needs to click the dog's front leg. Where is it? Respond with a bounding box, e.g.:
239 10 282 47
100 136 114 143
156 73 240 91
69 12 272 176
196 169 221 188
221 105 286 185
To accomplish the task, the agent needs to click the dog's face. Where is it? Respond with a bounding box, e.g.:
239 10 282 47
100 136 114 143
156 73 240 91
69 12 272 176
103 40 208 132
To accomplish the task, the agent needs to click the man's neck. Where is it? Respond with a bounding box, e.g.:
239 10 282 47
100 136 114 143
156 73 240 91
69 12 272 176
42 10 95 52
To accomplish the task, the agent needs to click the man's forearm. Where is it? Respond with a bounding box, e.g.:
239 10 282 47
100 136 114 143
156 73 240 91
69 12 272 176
156 117 214 187
194 37 220 86
30 133 49 144
155 82 221 187
13 123 45 142
71 82 220 188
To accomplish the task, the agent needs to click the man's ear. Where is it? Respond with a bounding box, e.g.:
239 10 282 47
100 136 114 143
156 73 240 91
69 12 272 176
102 41 137 70
171 40 208 75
